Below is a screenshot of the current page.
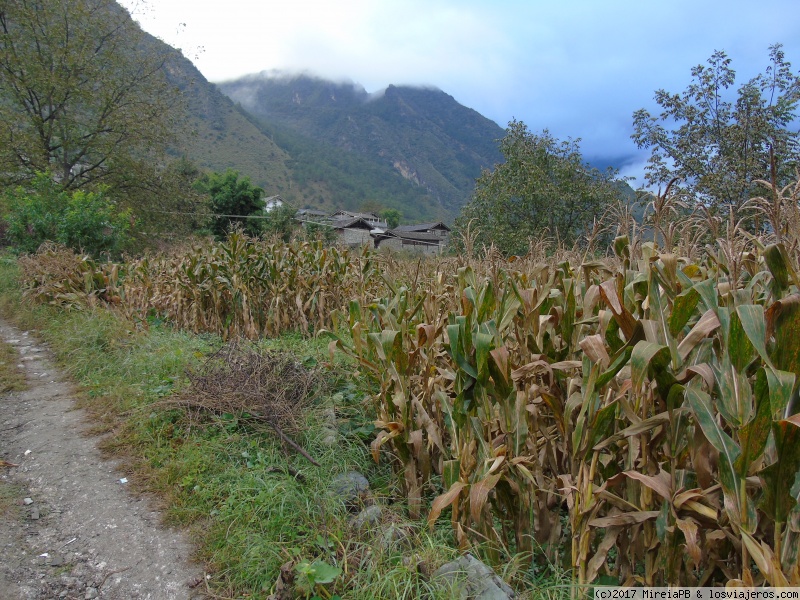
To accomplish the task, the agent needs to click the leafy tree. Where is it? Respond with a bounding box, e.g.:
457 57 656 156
301 221 338 245
454 121 622 255
194 170 265 238
0 0 186 218
380 208 402 228
263 203 299 242
632 44 800 215
3 173 132 256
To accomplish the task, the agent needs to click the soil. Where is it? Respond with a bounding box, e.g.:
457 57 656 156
0 320 205 600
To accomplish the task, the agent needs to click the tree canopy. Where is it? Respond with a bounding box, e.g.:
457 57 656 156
454 121 623 255
0 0 185 214
380 208 402 229
194 170 265 238
632 44 800 215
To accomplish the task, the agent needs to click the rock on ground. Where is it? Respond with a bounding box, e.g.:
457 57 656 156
0 321 205 599
434 553 516 600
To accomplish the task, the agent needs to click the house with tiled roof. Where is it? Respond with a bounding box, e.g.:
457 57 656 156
372 228 448 255
391 222 450 238
329 216 377 246
329 210 388 230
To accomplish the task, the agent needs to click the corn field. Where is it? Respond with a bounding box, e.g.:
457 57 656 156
17 194 800 586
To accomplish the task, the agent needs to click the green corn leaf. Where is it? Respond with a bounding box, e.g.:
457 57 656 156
694 278 719 314
670 287 700 338
475 331 493 386
736 304 772 369
595 345 633 389
767 295 800 381
367 330 397 363
666 383 685 413
443 459 461 490
686 385 742 500
714 354 753 428
764 243 800 294
446 323 477 380
488 346 513 398
729 308 758 372
588 400 619 452
631 341 671 392
766 368 797 419
735 368 772 477
476 280 496 323
759 416 800 525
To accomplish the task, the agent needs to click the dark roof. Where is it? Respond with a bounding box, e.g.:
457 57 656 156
330 210 381 220
392 222 451 233
330 217 374 230
374 230 444 245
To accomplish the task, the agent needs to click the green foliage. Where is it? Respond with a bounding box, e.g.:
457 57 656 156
3 174 132 257
263 203 299 241
295 559 342 598
632 44 800 214
454 121 623 255
380 208 402 229
194 170 265 238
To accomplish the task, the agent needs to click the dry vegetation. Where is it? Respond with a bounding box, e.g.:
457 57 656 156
14 178 800 588
162 342 324 464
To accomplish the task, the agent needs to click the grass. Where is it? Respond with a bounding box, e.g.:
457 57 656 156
0 481 24 524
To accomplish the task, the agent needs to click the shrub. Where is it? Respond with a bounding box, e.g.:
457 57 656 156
2 173 133 257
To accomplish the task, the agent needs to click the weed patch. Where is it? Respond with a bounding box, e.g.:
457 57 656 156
0 338 26 393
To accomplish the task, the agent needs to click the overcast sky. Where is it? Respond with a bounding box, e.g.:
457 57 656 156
120 0 800 185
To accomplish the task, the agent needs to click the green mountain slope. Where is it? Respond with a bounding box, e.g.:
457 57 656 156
162 58 295 197
218 73 506 220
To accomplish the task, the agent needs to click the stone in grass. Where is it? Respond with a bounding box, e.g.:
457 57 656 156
377 524 412 552
433 553 515 600
330 471 370 507
320 428 338 446
350 505 382 529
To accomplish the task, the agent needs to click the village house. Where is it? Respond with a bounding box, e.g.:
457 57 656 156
328 216 377 246
371 229 445 255
290 207 450 252
371 222 451 255
295 208 328 221
390 222 450 239
328 210 388 230
264 195 286 212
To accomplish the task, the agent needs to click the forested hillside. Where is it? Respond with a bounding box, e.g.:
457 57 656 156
219 73 507 220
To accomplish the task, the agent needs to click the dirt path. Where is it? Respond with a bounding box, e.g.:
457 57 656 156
0 321 205 600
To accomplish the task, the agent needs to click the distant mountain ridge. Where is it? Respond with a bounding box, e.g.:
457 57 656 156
217 72 506 220
125 7 508 222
